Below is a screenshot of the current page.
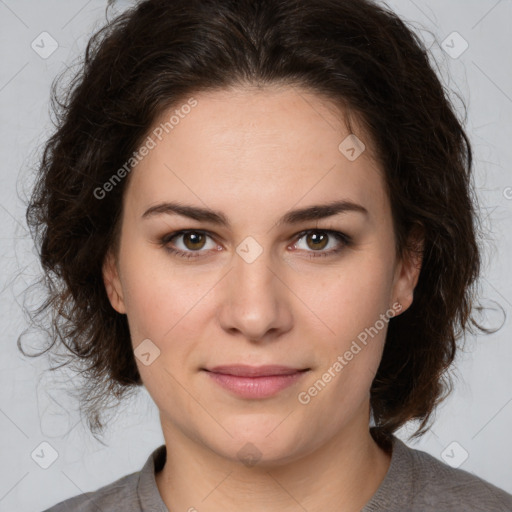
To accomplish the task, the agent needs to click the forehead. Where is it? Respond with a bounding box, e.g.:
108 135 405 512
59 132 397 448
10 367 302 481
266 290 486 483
125 85 388 223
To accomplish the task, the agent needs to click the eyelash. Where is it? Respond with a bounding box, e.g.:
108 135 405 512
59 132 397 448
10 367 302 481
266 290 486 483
159 229 351 260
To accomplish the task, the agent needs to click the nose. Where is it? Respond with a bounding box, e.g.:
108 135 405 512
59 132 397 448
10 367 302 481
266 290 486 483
216 245 293 343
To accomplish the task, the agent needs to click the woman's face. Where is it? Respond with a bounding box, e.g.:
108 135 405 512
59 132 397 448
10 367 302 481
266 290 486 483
103 85 421 466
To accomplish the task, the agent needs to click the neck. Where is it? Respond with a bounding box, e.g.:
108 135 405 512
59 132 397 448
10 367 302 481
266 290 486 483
155 408 391 512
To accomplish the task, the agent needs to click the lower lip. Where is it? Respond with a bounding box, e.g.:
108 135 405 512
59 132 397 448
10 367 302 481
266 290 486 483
204 370 308 399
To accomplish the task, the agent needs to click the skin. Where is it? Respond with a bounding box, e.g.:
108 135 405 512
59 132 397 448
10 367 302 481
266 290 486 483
103 84 422 512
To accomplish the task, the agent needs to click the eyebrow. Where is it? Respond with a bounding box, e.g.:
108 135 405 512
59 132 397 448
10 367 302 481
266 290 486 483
141 199 368 227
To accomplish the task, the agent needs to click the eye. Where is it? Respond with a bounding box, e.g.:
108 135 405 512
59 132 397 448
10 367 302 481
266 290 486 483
292 229 351 258
160 230 218 259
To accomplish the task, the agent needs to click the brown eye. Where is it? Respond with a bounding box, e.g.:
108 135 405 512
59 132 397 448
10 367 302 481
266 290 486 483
305 231 329 251
182 231 207 250
293 229 351 258
161 230 217 258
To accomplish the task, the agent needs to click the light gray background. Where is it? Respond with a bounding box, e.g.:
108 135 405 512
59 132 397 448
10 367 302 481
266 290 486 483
0 1 511 511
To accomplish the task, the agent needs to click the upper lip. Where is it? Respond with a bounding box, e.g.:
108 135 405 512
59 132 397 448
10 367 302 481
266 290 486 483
204 365 309 377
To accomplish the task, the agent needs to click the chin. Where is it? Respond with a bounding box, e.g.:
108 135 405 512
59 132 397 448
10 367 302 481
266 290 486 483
203 418 310 468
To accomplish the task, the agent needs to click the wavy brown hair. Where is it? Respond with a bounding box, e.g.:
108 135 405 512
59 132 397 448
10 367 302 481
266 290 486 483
21 0 488 446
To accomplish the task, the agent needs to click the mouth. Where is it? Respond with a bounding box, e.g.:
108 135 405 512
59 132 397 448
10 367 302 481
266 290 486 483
202 365 310 399
203 364 310 377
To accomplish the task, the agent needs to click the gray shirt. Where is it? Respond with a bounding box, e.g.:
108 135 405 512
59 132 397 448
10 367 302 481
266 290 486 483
43 436 512 511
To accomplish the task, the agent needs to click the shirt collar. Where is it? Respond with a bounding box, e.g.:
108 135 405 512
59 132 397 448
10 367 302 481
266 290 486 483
137 444 169 512
362 436 413 511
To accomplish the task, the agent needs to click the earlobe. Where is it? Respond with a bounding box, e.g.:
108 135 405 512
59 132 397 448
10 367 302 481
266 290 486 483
392 227 424 315
102 250 126 314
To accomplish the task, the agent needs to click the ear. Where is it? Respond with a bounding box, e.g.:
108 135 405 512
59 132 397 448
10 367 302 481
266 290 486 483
391 225 424 315
102 249 127 314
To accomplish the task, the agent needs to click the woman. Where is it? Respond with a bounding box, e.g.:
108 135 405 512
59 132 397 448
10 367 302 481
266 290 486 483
23 0 512 510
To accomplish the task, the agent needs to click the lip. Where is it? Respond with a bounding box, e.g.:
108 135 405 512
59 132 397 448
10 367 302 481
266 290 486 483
206 364 307 377
203 365 310 399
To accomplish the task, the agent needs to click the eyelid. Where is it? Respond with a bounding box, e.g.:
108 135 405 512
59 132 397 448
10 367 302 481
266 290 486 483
160 229 219 248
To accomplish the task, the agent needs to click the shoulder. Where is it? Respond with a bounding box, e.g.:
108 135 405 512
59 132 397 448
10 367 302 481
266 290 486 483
406 441 512 511
364 436 512 512
41 444 167 512
42 470 141 512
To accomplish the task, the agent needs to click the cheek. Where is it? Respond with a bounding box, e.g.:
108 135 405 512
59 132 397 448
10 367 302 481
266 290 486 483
295 255 394 400
119 251 217 396
119 240 206 340
294 258 394 340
